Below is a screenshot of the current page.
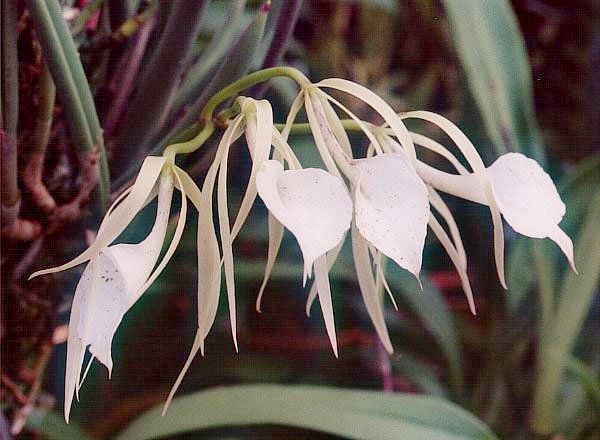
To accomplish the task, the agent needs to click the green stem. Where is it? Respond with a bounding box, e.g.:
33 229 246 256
163 123 215 159
1 0 21 223
274 120 362 134
163 67 309 158
199 67 309 122
33 64 56 154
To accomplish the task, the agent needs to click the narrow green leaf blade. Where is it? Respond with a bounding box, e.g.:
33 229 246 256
440 0 545 162
386 268 464 397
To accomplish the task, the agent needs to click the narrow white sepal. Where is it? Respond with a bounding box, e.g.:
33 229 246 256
314 255 339 357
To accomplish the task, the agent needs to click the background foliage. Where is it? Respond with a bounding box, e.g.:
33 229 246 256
1 0 599 439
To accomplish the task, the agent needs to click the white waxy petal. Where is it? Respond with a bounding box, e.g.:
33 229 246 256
256 160 352 284
354 153 430 277
65 171 174 421
351 223 393 353
164 118 244 414
231 98 274 239
30 156 167 280
317 78 416 165
314 255 338 356
487 153 575 268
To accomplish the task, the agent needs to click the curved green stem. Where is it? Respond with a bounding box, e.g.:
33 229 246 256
163 123 215 159
163 67 309 158
199 67 309 122
275 120 362 135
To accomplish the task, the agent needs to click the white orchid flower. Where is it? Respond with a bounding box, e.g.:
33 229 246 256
391 111 576 274
416 150 576 270
164 97 351 413
292 80 431 354
369 111 575 314
256 159 353 357
29 156 192 422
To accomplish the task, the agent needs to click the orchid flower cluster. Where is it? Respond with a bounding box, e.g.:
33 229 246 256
30 68 575 421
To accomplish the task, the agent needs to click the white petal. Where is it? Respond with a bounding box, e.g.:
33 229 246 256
78 172 175 370
256 160 352 283
487 152 575 269
75 251 128 372
354 153 430 277
231 98 274 239
317 78 417 165
402 111 507 288
304 92 343 177
314 255 338 356
165 118 245 412
351 223 393 353
64 168 173 422
256 212 284 312
428 213 476 315
306 235 346 316
30 156 166 279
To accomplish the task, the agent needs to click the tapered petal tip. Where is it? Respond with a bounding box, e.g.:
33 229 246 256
487 153 575 267
354 153 429 276
256 160 352 274
488 153 565 237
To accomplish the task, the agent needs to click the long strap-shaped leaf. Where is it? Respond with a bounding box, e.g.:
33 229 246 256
26 0 110 206
440 0 545 164
118 384 498 440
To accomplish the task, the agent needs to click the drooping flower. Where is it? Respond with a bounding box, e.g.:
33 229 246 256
256 159 353 355
372 111 576 297
294 80 432 352
164 97 351 412
29 156 193 422
415 149 575 269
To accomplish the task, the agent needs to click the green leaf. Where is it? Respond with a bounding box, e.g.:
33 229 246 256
532 187 600 433
25 0 110 207
440 0 545 163
385 268 464 397
505 237 535 313
117 385 497 440
113 0 210 167
393 353 448 397
173 0 248 112
169 2 268 136
26 409 94 440
560 354 600 413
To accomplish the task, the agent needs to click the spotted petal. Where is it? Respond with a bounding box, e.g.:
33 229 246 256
256 161 352 355
256 160 352 283
487 152 575 269
64 171 175 422
354 153 430 278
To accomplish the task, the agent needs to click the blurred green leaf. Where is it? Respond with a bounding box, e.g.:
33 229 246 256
113 0 209 168
117 384 497 440
560 354 600 413
348 0 399 14
532 187 600 433
26 0 110 206
386 268 464 397
441 0 545 162
26 409 93 440
505 237 535 313
145 2 269 160
393 353 448 397
173 0 248 112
